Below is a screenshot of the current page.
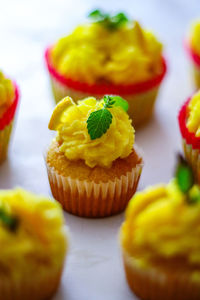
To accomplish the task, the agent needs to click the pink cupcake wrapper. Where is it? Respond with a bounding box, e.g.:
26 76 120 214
0 83 19 131
45 46 167 96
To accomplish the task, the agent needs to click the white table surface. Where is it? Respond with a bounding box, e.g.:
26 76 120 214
0 0 200 299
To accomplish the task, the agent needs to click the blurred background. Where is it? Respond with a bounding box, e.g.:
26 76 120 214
1 0 200 193
0 1 200 299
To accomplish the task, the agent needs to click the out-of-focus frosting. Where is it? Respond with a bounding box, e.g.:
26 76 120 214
0 188 67 279
121 180 200 267
51 21 163 85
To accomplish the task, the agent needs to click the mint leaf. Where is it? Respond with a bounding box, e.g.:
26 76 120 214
175 154 194 194
87 108 112 140
88 10 129 30
112 96 129 112
103 95 128 111
0 208 18 232
88 9 104 20
103 95 116 108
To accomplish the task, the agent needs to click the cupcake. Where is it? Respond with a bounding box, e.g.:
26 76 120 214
45 95 143 218
120 155 200 300
178 90 200 183
45 10 166 127
0 71 19 163
186 21 200 88
0 187 67 300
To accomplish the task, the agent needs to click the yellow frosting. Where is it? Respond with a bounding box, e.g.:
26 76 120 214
53 97 134 168
0 188 67 279
186 90 200 137
51 21 163 85
121 179 200 267
190 20 200 55
0 71 14 115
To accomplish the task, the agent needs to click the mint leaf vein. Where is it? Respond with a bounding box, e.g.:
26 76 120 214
87 108 112 140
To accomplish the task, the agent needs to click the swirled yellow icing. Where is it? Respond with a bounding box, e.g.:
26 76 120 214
0 188 67 279
186 90 200 137
51 21 163 85
121 179 200 266
54 97 135 168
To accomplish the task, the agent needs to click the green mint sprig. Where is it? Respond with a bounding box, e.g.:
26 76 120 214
88 9 129 30
87 95 128 140
0 208 18 232
175 154 200 204
175 154 194 194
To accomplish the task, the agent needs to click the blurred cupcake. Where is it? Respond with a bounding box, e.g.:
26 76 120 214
120 155 200 300
178 90 200 183
45 95 143 218
0 71 19 163
45 10 166 127
186 20 200 88
0 188 67 300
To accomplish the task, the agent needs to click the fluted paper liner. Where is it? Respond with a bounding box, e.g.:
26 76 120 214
192 63 200 88
46 159 143 218
182 138 200 183
121 247 200 300
0 122 13 163
0 270 62 300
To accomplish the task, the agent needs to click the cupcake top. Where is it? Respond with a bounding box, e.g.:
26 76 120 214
0 71 15 117
50 10 163 85
48 95 134 168
189 20 200 55
186 90 200 137
121 155 200 272
0 188 67 278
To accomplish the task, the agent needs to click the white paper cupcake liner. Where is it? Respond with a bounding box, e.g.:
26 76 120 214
45 158 143 218
121 247 200 300
182 138 200 182
0 269 62 300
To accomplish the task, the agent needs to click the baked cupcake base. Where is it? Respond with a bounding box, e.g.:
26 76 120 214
45 47 166 127
45 140 143 218
122 249 200 300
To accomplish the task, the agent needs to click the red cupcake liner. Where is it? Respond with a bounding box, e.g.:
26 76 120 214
185 40 200 67
178 97 200 150
45 46 167 96
0 83 19 131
